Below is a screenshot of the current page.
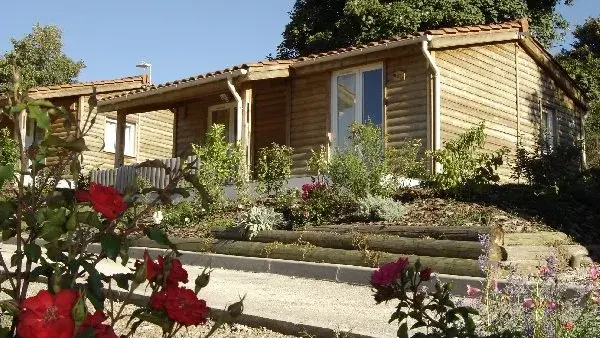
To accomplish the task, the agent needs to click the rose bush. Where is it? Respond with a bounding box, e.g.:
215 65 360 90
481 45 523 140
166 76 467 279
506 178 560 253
0 67 241 338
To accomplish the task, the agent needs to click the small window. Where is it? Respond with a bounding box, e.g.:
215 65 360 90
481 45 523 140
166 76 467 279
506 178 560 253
104 118 136 157
541 108 556 147
331 64 384 149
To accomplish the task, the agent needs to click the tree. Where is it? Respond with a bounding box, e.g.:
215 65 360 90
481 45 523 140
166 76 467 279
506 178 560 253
276 0 574 59
0 24 85 92
558 17 600 167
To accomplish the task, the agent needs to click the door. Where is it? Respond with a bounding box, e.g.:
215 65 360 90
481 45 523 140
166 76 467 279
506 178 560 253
208 103 236 143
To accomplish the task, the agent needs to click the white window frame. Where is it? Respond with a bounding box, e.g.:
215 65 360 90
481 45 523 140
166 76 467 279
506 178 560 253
104 118 137 157
541 106 556 148
207 103 236 143
330 63 384 147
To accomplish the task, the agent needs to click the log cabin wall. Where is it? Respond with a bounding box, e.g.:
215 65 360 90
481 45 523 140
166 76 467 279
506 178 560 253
288 44 429 175
436 41 583 180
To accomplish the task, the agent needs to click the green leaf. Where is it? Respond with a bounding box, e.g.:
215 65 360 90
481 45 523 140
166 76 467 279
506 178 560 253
10 252 22 268
28 104 50 129
75 328 95 338
112 273 132 290
76 211 102 229
24 243 42 263
145 228 180 256
42 135 66 148
9 103 26 115
39 208 66 241
0 165 14 182
28 99 55 109
397 322 409 338
100 233 121 260
0 201 15 222
84 265 105 311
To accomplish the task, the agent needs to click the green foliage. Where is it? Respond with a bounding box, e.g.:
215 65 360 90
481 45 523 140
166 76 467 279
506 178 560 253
329 122 395 198
427 123 508 191
0 128 18 167
255 143 293 196
386 138 426 179
276 0 572 58
301 183 356 226
0 24 85 92
239 206 283 239
192 124 247 211
159 201 203 229
557 17 600 168
356 195 404 222
306 144 329 183
512 137 582 191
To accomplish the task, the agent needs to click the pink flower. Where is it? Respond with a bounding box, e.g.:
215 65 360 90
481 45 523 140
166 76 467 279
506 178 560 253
564 322 574 330
591 292 600 304
371 258 409 287
466 285 481 297
492 279 499 293
523 298 534 309
547 300 557 311
590 265 600 281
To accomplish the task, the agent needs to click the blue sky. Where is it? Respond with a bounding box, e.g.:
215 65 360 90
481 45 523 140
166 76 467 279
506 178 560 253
0 0 597 84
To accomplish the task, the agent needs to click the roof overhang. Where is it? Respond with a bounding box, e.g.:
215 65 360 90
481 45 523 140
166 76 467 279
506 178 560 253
98 69 249 113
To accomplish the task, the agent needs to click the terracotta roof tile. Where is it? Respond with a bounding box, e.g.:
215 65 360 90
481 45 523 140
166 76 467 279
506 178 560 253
100 20 526 102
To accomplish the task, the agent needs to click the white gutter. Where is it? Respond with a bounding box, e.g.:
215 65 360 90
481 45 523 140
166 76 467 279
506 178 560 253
226 75 243 143
581 111 589 168
421 37 442 173
97 69 248 112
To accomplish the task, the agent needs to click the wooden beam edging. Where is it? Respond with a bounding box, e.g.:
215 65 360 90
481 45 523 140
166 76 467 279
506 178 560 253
303 224 496 241
210 228 485 260
129 238 484 277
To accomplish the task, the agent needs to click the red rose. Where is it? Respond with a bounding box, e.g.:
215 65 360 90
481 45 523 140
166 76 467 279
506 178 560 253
150 286 209 326
78 311 118 338
76 183 127 220
159 256 188 286
371 258 409 287
135 250 161 282
17 289 78 338
419 268 433 282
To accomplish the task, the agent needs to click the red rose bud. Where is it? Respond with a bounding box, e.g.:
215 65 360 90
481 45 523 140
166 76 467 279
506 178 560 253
195 267 211 294
133 259 148 284
227 295 245 318
420 268 433 282
71 292 87 325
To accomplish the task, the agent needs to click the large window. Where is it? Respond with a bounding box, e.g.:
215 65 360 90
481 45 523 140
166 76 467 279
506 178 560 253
331 64 384 149
104 118 136 157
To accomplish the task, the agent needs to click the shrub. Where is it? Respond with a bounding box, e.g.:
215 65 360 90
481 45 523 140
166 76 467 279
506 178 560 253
0 128 18 167
428 123 508 192
386 138 426 179
255 143 293 196
160 201 204 228
300 183 356 226
356 195 404 222
192 124 247 210
306 144 328 184
239 206 283 239
328 123 395 198
512 137 582 191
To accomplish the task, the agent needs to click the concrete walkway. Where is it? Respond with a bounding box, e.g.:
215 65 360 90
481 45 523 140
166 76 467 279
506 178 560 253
98 258 398 337
1 243 398 337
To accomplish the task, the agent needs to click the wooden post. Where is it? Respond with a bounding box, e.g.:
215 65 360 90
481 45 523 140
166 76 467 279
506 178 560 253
114 111 126 168
242 86 253 177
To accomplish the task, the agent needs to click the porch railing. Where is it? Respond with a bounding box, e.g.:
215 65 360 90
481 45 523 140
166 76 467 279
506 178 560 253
90 155 197 193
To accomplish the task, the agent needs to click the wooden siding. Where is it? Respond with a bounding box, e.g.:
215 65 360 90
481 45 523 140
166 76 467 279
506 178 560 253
438 42 582 180
517 46 582 150
385 50 429 148
79 96 173 170
290 72 329 174
252 78 288 162
174 95 221 156
46 97 78 166
289 44 429 174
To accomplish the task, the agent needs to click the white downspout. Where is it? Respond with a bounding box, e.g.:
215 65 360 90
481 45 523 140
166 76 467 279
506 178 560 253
421 37 441 173
581 111 589 168
226 75 243 143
